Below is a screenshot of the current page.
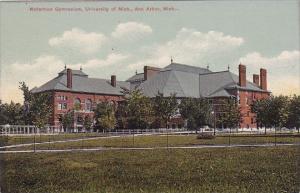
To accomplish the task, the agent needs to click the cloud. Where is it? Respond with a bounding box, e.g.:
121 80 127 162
2 55 64 103
239 50 299 68
111 22 153 40
49 28 107 54
238 50 300 96
128 28 244 69
72 53 130 69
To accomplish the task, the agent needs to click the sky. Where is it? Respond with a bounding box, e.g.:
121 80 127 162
0 0 299 103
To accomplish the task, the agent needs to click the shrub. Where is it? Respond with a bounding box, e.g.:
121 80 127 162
196 133 215 139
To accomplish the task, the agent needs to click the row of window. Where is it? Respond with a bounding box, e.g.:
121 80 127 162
56 96 68 100
57 102 92 111
57 98 116 111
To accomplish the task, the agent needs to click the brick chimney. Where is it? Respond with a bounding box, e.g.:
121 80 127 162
111 75 116 87
67 68 72 89
253 74 259 86
144 66 161 81
260 68 267 90
238 64 246 87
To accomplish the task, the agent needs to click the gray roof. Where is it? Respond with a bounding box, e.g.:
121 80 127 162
126 73 144 82
31 70 130 95
163 63 212 74
138 63 269 98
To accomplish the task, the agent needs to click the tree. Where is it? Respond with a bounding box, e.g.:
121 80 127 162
123 90 154 130
94 102 116 131
59 110 74 132
218 98 241 129
252 95 289 131
287 95 300 132
263 96 289 130
179 97 212 132
83 114 93 132
19 82 52 128
251 98 272 134
115 102 128 129
153 92 178 128
0 101 24 125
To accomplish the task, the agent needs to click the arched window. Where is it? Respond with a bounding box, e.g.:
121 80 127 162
85 99 92 111
74 98 81 110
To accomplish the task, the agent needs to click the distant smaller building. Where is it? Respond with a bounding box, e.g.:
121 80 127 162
31 67 129 130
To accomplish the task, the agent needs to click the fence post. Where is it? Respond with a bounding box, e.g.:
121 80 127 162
229 128 231 146
167 128 169 149
274 127 277 146
34 127 36 153
132 129 135 147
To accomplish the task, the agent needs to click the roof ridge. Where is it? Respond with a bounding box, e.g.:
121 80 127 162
228 71 237 84
170 62 207 69
210 82 234 96
200 70 229 76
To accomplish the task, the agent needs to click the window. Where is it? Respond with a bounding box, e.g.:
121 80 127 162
57 96 68 100
74 98 81 110
57 103 67 110
85 99 92 111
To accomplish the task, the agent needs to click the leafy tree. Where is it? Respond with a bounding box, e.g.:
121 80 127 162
94 102 116 131
19 82 52 128
0 101 24 125
153 92 178 128
59 110 74 132
287 95 300 132
218 98 241 129
123 90 154 129
269 95 289 129
83 114 93 132
251 98 271 128
179 97 212 132
186 116 197 131
19 82 33 124
251 98 272 133
252 95 290 131
115 102 128 129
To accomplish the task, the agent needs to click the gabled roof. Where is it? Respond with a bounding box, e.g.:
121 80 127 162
31 70 130 96
138 63 269 98
126 73 144 82
163 62 212 74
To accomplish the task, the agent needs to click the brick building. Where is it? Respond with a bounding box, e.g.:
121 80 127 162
31 68 129 130
127 63 270 128
32 62 270 129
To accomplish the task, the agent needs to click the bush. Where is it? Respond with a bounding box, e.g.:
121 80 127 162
196 133 215 139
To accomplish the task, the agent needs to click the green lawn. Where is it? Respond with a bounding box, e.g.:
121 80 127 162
1 146 299 193
6 134 300 151
0 133 106 147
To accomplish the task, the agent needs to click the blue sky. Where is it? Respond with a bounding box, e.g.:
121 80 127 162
0 1 299 103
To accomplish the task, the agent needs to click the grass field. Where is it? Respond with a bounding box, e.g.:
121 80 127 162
1 146 299 193
0 133 106 147
4 133 300 151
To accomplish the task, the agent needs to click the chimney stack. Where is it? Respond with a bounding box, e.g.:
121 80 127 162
111 75 116 87
260 68 267 90
253 74 259 86
144 66 161 81
67 68 72 89
238 64 246 87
